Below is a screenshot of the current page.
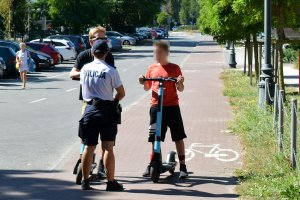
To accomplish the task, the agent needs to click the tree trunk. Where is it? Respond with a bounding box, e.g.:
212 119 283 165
246 36 251 76
252 33 259 81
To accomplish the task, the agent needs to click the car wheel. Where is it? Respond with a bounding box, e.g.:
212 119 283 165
60 55 64 64
123 40 130 45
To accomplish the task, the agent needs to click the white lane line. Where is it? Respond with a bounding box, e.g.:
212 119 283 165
29 98 47 104
66 88 77 92
47 72 69 79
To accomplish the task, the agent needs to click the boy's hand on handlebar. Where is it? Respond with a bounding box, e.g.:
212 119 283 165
139 75 145 85
177 75 184 85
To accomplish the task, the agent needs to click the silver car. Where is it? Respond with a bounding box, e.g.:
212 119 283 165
106 31 136 45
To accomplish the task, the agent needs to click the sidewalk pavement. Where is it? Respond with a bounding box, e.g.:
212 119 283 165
227 46 299 91
1 35 242 200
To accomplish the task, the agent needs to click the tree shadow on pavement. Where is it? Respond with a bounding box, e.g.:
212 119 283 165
0 170 104 200
122 173 239 198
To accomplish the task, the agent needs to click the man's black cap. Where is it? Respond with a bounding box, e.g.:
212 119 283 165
92 40 109 54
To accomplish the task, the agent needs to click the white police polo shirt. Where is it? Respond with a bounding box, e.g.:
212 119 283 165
80 59 122 102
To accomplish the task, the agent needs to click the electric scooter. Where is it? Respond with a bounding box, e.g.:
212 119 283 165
143 77 178 183
73 144 99 185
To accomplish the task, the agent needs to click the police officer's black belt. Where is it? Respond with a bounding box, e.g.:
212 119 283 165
87 98 114 107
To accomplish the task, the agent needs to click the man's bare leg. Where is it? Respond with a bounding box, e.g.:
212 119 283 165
102 141 123 191
81 145 96 190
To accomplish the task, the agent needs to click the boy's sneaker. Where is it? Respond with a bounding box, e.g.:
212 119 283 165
81 179 93 190
97 159 107 179
179 164 188 179
142 164 150 177
106 180 124 191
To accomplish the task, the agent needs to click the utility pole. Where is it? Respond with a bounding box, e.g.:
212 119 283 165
258 0 275 108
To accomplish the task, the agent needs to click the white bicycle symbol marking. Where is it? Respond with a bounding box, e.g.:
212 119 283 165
178 143 239 162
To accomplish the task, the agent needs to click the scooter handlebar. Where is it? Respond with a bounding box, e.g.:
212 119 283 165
143 77 177 83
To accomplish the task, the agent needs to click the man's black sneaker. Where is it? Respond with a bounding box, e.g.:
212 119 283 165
106 180 124 191
81 179 94 190
142 164 150 177
179 165 188 179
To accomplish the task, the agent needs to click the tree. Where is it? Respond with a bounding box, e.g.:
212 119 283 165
106 0 164 30
48 0 109 34
157 12 169 26
169 0 180 23
0 0 28 39
179 0 199 25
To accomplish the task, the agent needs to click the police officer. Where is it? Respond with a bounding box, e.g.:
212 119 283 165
79 40 125 191
70 26 114 178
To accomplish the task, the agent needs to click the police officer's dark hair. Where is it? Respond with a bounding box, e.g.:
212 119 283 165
93 51 108 59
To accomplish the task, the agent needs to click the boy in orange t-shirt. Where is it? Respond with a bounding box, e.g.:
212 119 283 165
139 40 188 179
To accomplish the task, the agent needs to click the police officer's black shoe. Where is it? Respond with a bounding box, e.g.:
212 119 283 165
106 180 124 191
179 164 188 179
81 179 94 190
142 164 150 177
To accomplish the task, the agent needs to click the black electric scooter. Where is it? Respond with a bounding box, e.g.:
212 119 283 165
143 77 178 183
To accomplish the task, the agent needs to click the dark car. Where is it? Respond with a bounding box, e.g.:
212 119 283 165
108 36 122 51
0 40 53 71
47 35 86 55
82 35 91 49
26 42 60 65
0 46 17 76
0 57 6 77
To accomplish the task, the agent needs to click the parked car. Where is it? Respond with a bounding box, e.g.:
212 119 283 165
81 35 91 49
47 35 86 55
137 30 152 39
0 40 53 71
26 42 60 65
155 30 165 39
31 39 76 62
0 46 17 76
106 31 136 45
150 30 158 39
25 46 53 71
172 26 179 31
108 36 123 51
0 57 6 77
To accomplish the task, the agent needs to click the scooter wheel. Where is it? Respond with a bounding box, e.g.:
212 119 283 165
169 168 175 175
76 163 83 185
150 162 160 183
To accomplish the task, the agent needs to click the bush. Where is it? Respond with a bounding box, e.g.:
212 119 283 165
283 45 300 68
177 25 198 31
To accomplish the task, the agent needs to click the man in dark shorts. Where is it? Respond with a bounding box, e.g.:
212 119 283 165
139 40 188 179
79 40 125 191
70 26 113 178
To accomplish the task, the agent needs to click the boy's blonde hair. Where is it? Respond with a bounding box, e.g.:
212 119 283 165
89 26 106 39
19 42 26 47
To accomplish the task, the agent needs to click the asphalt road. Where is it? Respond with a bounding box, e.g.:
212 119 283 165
0 32 199 170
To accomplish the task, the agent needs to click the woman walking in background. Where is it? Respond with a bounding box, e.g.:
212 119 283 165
16 43 31 89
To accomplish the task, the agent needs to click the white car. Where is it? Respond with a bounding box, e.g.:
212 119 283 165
106 31 136 45
30 38 77 62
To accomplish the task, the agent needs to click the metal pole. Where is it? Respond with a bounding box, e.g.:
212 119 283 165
290 99 297 169
259 43 263 78
229 41 237 68
258 0 274 108
265 78 270 109
278 90 284 152
273 84 279 128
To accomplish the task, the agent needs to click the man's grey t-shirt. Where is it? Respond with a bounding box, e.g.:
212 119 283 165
80 59 122 102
